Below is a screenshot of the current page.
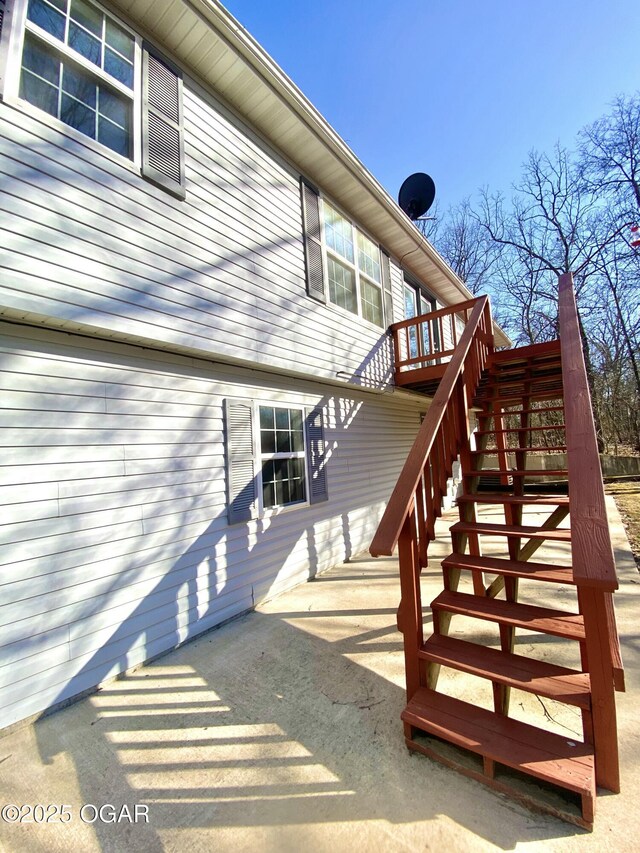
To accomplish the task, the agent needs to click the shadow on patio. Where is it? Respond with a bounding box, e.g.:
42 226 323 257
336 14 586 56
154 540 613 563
0 504 638 853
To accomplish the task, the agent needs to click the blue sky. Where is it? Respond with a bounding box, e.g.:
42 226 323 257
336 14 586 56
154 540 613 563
223 0 639 213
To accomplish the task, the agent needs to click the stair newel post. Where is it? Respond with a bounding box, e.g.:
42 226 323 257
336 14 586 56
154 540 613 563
578 586 620 792
398 507 424 702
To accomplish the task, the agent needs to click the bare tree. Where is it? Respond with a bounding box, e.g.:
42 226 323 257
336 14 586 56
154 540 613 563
424 96 640 453
580 92 640 217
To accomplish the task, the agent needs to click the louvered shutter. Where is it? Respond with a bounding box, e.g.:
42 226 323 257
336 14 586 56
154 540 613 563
300 178 326 302
0 1 5 40
381 248 393 329
142 43 185 198
305 406 328 504
224 399 258 524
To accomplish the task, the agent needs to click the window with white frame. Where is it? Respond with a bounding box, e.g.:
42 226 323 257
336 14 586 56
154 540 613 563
2 0 186 195
224 399 328 524
300 180 392 328
19 0 136 157
323 200 384 327
259 405 307 509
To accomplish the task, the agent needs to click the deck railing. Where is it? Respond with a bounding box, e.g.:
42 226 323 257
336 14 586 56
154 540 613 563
391 298 478 374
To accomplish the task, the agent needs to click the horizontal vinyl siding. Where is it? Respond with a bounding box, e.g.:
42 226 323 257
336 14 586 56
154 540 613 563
0 323 424 727
0 68 397 386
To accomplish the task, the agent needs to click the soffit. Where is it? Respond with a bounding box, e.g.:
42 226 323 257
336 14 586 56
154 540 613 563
111 0 510 346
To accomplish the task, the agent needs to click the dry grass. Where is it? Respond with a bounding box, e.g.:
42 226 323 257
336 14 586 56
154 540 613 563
605 479 640 567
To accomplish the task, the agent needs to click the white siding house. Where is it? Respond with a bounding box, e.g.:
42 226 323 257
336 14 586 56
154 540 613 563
0 0 494 729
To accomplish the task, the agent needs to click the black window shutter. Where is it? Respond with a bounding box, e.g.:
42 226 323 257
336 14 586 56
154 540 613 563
381 248 394 329
142 42 185 198
224 399 258 524
305 406 328 504
300 178 326 303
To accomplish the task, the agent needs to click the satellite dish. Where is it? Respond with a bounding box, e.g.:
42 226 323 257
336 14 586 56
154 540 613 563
398 172 436 220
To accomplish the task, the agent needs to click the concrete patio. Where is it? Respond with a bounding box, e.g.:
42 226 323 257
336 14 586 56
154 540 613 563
1 497 638 853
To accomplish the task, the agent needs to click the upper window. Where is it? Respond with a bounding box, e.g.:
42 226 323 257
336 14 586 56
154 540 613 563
323 201 384 327
3 0 186 196
300 179 392 329
20 0 136 158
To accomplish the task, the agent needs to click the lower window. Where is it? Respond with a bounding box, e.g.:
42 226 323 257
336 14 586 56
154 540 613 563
224 398 328 524
259 405 307 509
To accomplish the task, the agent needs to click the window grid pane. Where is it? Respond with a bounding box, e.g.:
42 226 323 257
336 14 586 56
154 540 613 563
327 256 357 315
261 457 306 509
28 0 135 91
360 277 384 327
323 203 354 263
357 231 381 283
27 0 66 41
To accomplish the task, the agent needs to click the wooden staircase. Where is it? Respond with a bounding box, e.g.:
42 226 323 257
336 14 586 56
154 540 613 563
370 274 624 829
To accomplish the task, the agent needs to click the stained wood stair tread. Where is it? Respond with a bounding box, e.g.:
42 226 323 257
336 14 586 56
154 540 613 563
475 425 566 436
478 380 563 394
474 393 565 408
402 688 595 797
474 394 564 414
450 520 571 540
442 552 575 585
478 373 562 388
485 363 562 378
471 446 567 454
465 469 568 477
489 339 561 360
456 493 570 506
431 590 586 640
476 405 565 416
419 635 591 709
480 381 563 393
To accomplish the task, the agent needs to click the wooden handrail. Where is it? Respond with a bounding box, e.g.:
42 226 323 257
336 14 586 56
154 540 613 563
559 273 624 788
371 296 492 557
558 273 618 592
391 298 479 331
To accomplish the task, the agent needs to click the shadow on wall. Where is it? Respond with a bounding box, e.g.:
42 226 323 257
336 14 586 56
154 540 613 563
0 131 389 381
0 316 403 731
0 121 405 729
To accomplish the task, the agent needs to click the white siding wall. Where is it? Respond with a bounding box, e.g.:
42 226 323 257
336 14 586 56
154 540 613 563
0 67 400 387
0 322 425 728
